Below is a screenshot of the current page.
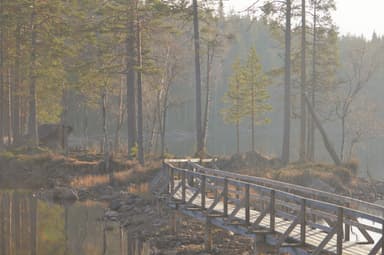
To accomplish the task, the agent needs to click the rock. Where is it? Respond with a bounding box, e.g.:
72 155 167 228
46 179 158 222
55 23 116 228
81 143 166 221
52 187 79 201
110 200 122 211
100 194 120 201
105 210 119 220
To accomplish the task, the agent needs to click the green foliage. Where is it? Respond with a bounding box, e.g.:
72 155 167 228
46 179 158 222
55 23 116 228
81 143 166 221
222 47 271 125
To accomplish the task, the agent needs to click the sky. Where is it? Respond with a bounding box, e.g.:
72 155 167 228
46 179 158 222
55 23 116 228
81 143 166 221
225 0 384 39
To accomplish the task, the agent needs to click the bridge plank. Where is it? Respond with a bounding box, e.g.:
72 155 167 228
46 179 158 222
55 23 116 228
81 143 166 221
167 163 380 255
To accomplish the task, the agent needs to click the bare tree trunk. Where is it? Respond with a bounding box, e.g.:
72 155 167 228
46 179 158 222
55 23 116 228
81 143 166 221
61 82 68 155
305 95 341 165
13 24 21 143
0 0 4 146
299 0 306 162
307 0 317 161
160 86 170 158
136 18 144 165
236 120 240 154
7 68 12 145
281 0 291 165
193 0 203 157
202 44 214 152
28 0 38 146
114 67 125 153
83 104 89 148
340 115 346 161
126 0 136 159
102 88 113 185
251 79 255 152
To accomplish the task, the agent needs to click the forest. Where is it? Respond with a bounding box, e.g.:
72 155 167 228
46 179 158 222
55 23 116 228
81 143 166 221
0 0 383 177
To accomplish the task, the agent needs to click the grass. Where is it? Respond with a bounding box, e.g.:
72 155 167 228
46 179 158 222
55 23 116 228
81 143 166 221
70 160 161 188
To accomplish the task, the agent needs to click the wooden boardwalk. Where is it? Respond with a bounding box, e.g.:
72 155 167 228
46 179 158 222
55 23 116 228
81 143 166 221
157 159 384 255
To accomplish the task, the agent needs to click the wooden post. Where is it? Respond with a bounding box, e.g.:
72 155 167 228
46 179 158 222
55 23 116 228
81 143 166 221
344 203 350 241
300 199 306 245
182 171 186 203
205 215 213 251
165 164 170 194
201 175 206 209
170 167 174 194
270 190 275 232
245 184 250 225
172 203 179 235
337 207 343 255
253 236 258 255
223 178 228 217
381 219 384 255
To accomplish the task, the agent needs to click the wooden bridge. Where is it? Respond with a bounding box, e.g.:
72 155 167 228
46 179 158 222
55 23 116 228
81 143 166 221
153 159 384 255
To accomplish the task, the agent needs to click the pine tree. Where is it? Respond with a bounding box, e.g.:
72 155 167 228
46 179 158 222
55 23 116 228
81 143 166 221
223 48 271 154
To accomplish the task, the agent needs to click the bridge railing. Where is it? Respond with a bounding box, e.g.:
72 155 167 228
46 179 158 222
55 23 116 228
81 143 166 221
163 160 384 255
186 161 384 218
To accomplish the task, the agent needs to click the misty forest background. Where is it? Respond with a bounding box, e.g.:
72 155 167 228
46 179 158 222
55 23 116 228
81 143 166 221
0 0 384 177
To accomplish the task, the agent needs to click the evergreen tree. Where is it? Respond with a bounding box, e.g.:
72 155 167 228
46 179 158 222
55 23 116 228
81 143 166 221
223 48 271 153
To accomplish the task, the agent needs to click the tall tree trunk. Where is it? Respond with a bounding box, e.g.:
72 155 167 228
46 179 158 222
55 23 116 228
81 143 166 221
28 0 38 146
61 82 68 155
308 0 317 161
7 68 12 145
236 78 240 154
251 80 255 152
102 88 112 184
299 0 307 161
281 0 291 165
114 67 125 153
83 104 89 148
160 86 170 158
0 0 4 146
136 18 144 165
236 120 240 154
304 95 341 165
340 115 346 161
202 45 211 152
126 1 136 159
192 0 203 157
13 24 21 143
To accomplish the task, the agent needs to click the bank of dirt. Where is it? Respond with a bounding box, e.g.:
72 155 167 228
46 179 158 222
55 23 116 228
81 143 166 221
0 150 265 254
0 149 382 254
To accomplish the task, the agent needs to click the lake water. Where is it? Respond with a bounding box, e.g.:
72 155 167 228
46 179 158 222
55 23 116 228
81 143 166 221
0 190 150 255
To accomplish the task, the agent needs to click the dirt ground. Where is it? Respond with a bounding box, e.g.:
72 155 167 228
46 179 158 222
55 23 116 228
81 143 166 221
0 150 270 254
0 149 381 255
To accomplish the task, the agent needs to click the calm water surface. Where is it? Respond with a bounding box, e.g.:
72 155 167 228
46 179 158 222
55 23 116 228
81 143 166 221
0 190 150 255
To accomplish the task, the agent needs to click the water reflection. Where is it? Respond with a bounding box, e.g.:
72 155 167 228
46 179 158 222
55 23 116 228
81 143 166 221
0 191 150 255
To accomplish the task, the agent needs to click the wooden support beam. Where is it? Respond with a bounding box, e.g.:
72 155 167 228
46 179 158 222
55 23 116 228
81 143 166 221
223 178 228 217
270 190 275 232
170 167 174 194
182 171 186 203
245 184 250 225
300 199 306 245
337 207 343 255
382 223 384 255
205 215 213 251
201 175 206 209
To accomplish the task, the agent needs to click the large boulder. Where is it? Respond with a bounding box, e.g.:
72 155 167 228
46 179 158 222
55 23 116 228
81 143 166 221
38 124 73 149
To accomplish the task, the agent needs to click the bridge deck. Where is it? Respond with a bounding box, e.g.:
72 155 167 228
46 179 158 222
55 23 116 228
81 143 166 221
160 160 384 255
173 185 375 255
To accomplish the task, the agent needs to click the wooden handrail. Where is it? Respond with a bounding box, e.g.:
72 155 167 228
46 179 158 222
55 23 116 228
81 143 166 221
187 161 384 218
